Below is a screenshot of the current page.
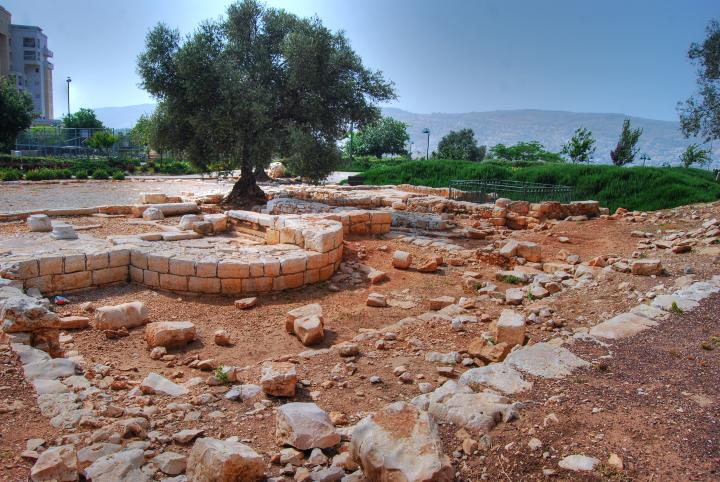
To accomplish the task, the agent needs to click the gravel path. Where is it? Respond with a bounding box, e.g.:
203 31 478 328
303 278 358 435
0 179 232 213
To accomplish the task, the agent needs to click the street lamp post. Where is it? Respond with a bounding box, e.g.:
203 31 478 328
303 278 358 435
422 128 430 160
66 76 71 116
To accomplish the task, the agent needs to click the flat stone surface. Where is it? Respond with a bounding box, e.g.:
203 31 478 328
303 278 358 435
651 295 700 312
458 363 533 394
505 342 589 379
589 312 658 339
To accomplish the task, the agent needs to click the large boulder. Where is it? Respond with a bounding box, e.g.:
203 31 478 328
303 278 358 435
30 445 78 481
1 293 60 333
631 259 663 276
94 302 148 331
186 437 264 482
276 402 340 450
144 321 196 348
350 401 453 482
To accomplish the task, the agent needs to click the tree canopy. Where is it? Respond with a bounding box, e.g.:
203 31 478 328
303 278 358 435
561 127 596 163
436 128 485 161
62 108 104 129
680 143 712 168
137 0 395 204
678 19 720 143
351 117 409 158
490 141 564 163
610 119 643 166
0 78 35 152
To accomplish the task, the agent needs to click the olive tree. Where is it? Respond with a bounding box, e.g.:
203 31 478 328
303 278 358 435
138 0 395 205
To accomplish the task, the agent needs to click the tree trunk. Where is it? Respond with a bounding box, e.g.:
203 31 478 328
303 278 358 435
223 150 266 209
253 165 271 182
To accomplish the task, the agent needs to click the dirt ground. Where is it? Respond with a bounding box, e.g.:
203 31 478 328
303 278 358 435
1 200 719 480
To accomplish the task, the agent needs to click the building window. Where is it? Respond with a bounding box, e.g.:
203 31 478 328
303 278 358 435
24 50 37 61
23 37 36 48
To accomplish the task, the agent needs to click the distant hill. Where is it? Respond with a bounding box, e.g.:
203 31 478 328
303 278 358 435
92 103 712 167
383 107 710 166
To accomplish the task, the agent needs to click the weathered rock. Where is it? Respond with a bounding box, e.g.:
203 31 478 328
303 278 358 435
50 224 78 240
651 294 699 312
417 259 438 273
83 448 149 482
234 297 257 310
187 438 264 482
558 454 600 472
1 294 60 333
225 384 262 402
27 214 53 232
142 207 165 221
504 288 525 306
276 403 341 450
94 302 148 331
192 221 214 236
589 312 658 339
294 315 325 346
392 251 413 269
366 293 387 307
459 363 533 394
260 362 297 397
151 451 187 476
496 309 526 346
286 304 323 333
140 372 189 397
30 445 78 481
179 214 204 231
58 316 90 330
24 358 79 381
428 296 455 311
630 259 663 276
145 321 196 348
214 329 233 346
204 213 228 232
173 429 205 444
506 342 589 379
350 401 453 482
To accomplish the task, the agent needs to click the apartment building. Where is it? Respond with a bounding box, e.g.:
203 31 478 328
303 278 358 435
0 5 54 120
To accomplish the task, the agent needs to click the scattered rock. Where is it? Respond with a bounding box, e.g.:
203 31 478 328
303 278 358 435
30 444 78 482
366 293 387 307
558 454 600 472
234 297 258 310
214 329 233 346
140 372 189 397
145 321 196 348
276 403 340 450
260 362 297 397
392 251 413 269
94 301 148 331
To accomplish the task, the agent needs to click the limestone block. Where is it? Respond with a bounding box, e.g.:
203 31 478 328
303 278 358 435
631 259 663 276
286 304 323 333
169 257 196 276
392 251 413 269
145 321 196 348
186 438 264 482
195 259 218 278
496 309 526 346
143 270 160 286
204 213 228 233
293 315 324 346
92 266 128 286
52 271 92 292
260 362 297 397
94 301 148 330
187 276 221 293
159 273 188 292
86 253 109 271
139 192 168 204
27 214 53 232
241 277 273 293
142 207 165 221
179 214 204 230
130 250 148 270
218 261 250 278
276 403 340 450
38 256 64 276
50 224 78 240
64 255 86 273
147 254 169 273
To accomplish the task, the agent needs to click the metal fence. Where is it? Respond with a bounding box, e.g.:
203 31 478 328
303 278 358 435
14 127 144 159
448 179 574 203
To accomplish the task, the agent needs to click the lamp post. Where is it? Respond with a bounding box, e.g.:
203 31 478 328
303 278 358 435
66 76 71 116
422 128 430 160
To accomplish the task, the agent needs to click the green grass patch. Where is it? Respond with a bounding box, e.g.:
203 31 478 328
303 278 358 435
360 159 720 211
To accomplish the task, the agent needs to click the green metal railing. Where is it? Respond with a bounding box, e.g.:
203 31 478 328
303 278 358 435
448 179 573 203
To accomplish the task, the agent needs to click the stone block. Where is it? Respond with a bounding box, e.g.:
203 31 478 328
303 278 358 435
52 271 92 292
241 277 273 293
145 321 196 348
280 255 307 275
169 257 196 276
195 259 218 278
147 254 169 273
38 256 63 276
143 270 160 287
130 250 148 270
187 277 221 294
92 266 128 286
392 251 413 269
218 261 250 279
496 309 526 346
94 301 148 330
108 249 130 268
159 273 188 292
293 315 324 346
27 214 53 232
64 254 86 273
260 362 297 397
129 266 143 283
86 253 109 271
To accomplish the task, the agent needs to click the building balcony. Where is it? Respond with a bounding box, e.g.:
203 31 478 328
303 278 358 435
43 48 53 58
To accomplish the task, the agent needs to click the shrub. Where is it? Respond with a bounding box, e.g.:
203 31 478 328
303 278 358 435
111 170 125 180
91 169 109 180
74 170 88 179
24 168 72 181
0 168 22 181
360 159 720 212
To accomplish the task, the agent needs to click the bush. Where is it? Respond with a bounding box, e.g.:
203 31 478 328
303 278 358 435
111 170 125 180
360 159 720 212
91 169 109 180
0 168 22 181
24 168 72 181
74 170 88 179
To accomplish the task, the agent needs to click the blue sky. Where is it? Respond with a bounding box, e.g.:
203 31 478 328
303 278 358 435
3 0 717 121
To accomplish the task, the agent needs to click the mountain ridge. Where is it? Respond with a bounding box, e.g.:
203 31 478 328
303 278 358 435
92 104 711 166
